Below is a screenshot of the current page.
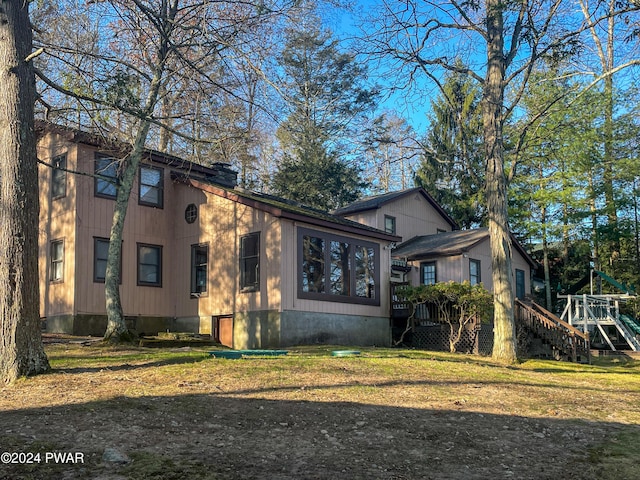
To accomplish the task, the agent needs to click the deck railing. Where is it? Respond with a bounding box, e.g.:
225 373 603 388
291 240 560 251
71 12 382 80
515 299 590 363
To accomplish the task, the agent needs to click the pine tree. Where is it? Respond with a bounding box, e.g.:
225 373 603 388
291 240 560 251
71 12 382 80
271 23 376 210
0 0 50 383
415 69 486 229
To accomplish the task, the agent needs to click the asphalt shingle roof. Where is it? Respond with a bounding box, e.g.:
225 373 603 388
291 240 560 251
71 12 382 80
392 229 490 260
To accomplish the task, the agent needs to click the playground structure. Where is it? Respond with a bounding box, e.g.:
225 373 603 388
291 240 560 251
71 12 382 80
559 294 640 351
558 270 640 351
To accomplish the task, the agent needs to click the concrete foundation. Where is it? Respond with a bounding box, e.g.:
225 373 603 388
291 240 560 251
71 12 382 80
232 310 390 350
43 310 392 349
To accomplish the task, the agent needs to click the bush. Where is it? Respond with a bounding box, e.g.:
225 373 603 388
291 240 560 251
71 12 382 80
396 281 493 352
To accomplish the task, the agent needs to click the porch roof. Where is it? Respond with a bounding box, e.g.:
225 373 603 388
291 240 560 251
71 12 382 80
392 229 489 260
392 228 537 268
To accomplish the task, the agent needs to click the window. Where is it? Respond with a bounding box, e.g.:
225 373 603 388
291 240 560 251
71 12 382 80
298 228 379 305
51 154 67 199
139 165 163 207
191 244 208 296
185 204 198 224
50 240 64 282
516 269 526 299
95 154 118 198
355 245 376 299
137 243 162 287
470 259 481 286
384 215 396 235
94 238 109 282
94 237 122 283
420 261 436 285
240 233 260 291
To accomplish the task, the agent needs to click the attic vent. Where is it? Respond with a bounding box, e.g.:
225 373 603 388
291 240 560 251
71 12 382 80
185 204 198 224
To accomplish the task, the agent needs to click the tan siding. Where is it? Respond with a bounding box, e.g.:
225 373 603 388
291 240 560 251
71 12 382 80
283 222 392 318
72 145 174 317
172 186 284 319
38 133 77 317
342 193 453 242
407 239 532 297
39 130 394 329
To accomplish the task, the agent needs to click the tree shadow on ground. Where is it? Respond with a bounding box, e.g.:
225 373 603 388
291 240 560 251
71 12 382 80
1 393 638 480
50 353 211 374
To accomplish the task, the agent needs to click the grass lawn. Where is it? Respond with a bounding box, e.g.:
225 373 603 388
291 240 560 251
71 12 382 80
1 341 639 479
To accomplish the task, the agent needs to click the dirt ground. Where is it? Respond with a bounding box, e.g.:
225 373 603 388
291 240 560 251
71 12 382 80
1 337 639 480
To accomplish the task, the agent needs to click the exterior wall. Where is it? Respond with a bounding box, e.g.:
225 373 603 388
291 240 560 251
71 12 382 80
280 310 390 347
44 313 173 336
72 144 175 320
342 192 453 242
407 240 532 296
171 185 284 322
37 130 395 344
38 133 78 319
280 221 393 320
232 310 390 350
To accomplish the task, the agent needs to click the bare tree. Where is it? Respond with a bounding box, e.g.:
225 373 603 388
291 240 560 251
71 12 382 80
361 0 638 362
0 0 50 382
34 0 297 342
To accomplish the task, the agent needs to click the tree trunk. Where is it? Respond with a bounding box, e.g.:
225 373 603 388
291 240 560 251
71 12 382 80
0 0 50 382
484 0 517 363
103 0 178 342
103 135 149 342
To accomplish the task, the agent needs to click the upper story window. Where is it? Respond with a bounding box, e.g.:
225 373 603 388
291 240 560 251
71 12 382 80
139 165 164 208
185 204 198 224
298 228 379 305
420 261 436 285
240 233 260 292
51 154 67 199
384 215 396 235
95 154 118 199
470 259 481 286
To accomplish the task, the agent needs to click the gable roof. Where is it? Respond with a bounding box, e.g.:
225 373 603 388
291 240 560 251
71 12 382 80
175 175 402 243
392 228 536 268
333 187 459 230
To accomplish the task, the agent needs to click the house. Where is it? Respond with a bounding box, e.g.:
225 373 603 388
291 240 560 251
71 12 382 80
334 188 536 297
37 123 400 349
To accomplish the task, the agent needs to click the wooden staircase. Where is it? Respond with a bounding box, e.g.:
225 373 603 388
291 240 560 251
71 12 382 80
515 299 591 363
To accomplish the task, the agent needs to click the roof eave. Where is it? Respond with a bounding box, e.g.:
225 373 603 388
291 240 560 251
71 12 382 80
183 178 401 243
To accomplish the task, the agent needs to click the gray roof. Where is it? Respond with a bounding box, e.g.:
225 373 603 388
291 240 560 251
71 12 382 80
392 228 537 268
177 175 402 243
392 229 490 260
333 188 459 230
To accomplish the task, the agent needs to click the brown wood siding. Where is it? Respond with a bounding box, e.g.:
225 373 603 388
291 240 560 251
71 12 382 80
172 185 283 319
281 222 392 318
407 240 531 296
72 144 174 317
39 130 392 325
38 133 77 317
342 193 453 242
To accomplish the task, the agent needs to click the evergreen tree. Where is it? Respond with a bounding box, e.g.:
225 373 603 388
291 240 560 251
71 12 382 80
415 69 485 229
271 22 376 210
